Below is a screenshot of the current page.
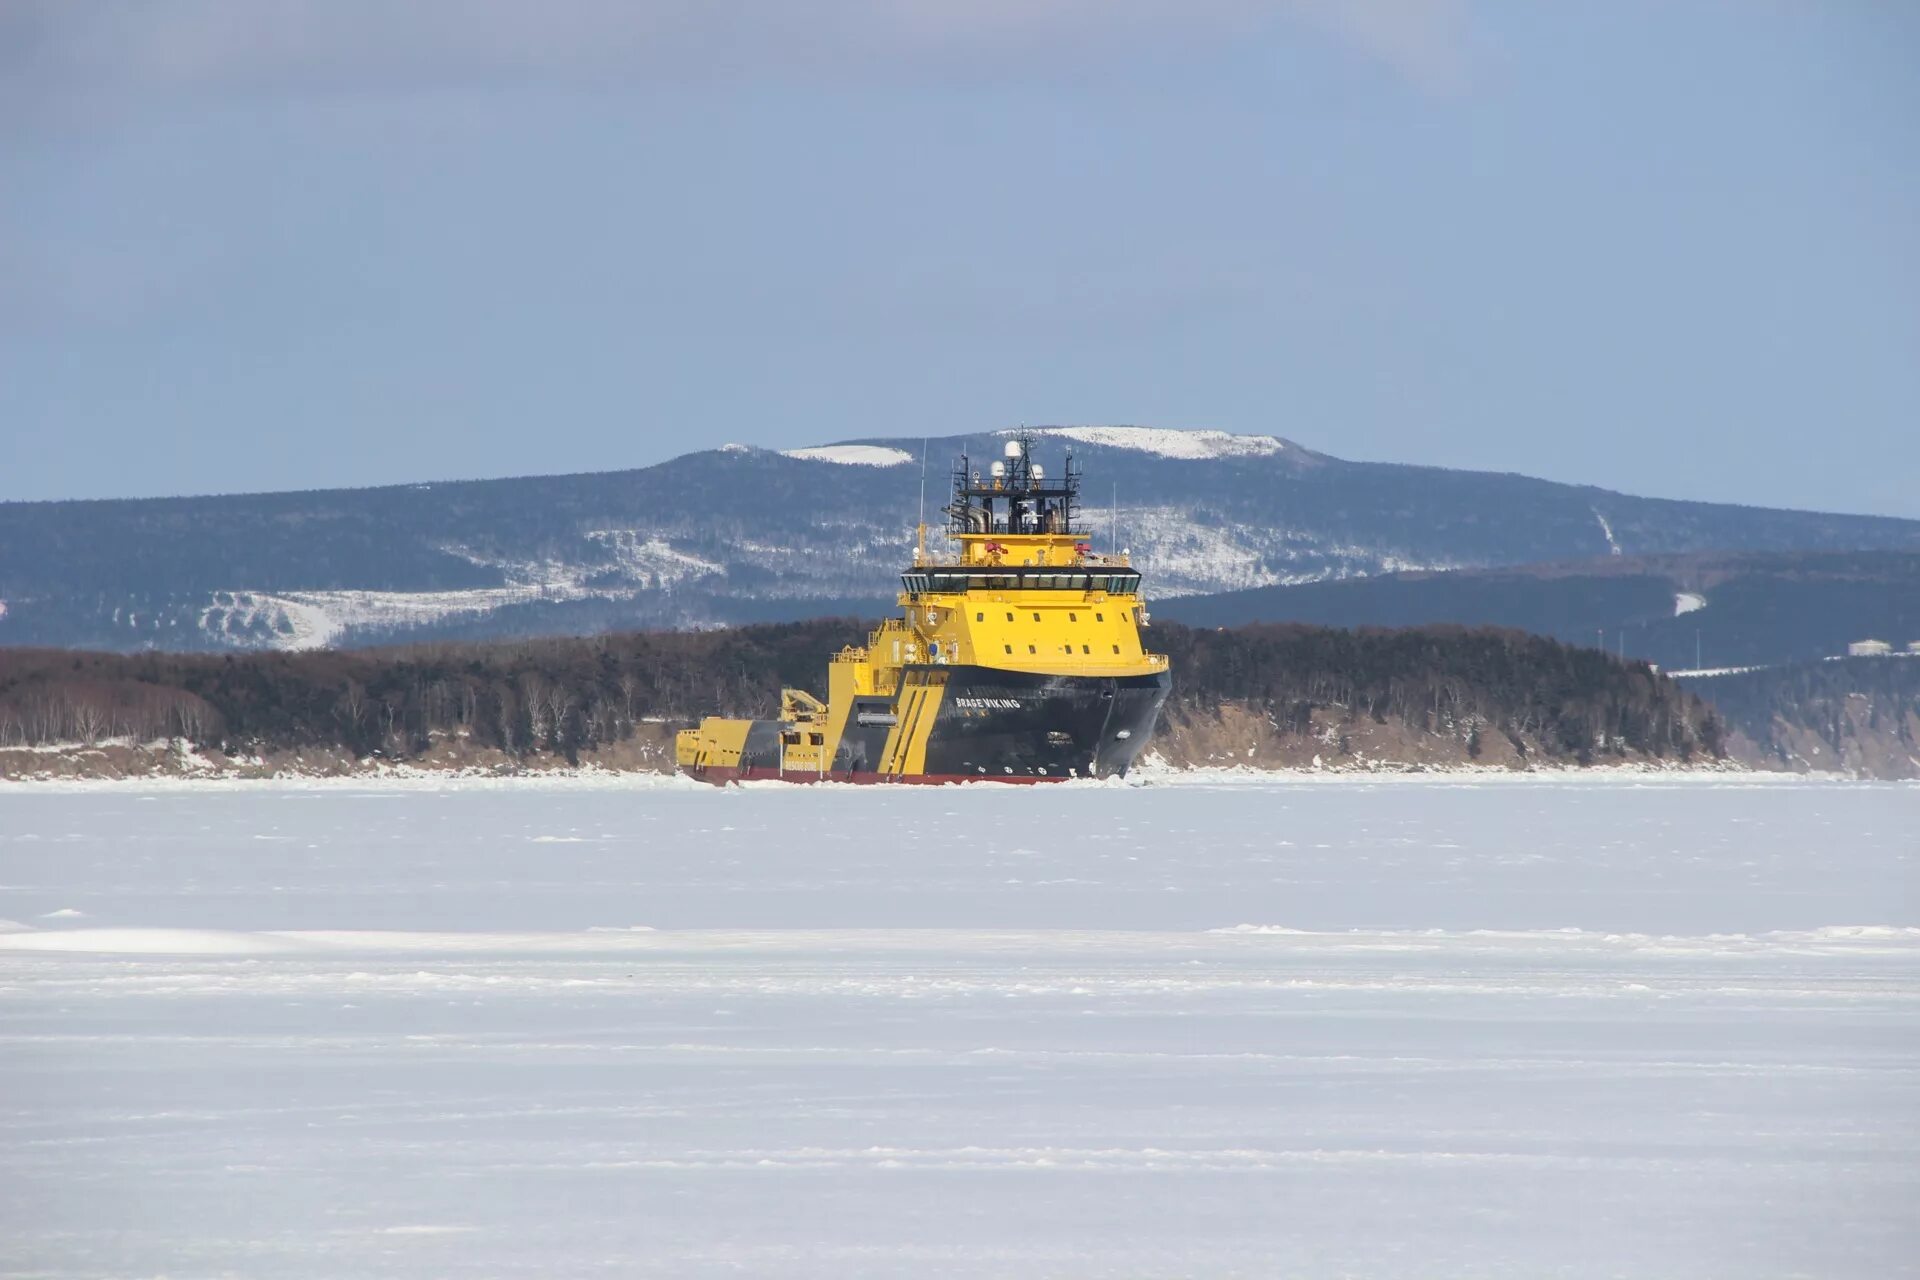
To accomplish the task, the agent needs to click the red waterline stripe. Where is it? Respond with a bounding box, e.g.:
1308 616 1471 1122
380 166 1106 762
683 766 1066 787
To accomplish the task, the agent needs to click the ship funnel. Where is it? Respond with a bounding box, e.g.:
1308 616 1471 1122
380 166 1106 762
1003 440 1022 459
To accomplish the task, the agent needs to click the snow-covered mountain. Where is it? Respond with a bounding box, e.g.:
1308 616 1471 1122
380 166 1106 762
3 426 1917 652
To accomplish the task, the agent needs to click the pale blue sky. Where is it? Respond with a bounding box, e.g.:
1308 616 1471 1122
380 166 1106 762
2 2 1916 515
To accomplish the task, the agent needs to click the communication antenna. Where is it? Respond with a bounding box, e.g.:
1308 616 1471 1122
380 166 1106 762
1111 482 1118 557
916 437 929 563
917 437 928 525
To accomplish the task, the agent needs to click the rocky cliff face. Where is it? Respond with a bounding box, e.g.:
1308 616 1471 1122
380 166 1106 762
1695 657 1920 780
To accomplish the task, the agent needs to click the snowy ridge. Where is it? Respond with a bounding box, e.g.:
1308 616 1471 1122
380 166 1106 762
1119 506 1449 598
781 444 914 467
1015 425 1287 460
1592 506 1623 555
199 585 593 651
581 531 724 584
195 533 731 650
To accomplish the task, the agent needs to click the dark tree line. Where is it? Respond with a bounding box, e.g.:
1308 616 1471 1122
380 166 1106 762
0 619 1723 766
1155 623 1722 763
0 621 869 762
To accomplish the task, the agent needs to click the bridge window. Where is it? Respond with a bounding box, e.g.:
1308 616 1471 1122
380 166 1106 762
1004 644 1012 654
1068 612 1077 622
976 612 983 621
1032 612 1040 621
1112 644 1120 653
912 570 1139 592
1095 613 1104 622
1027 644 1036 654
1082 645 1090 654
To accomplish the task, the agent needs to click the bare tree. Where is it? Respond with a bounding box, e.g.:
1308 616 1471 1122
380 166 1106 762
542 683 573 749
494 688 521 756
335 680 368 730
519 673 551 744
72 699 109 747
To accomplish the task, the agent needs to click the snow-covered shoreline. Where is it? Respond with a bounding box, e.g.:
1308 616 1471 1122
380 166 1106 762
0 759 1885 793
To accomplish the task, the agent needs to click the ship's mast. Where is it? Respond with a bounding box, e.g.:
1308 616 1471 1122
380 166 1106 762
915 437 928 565
944 432 1081 542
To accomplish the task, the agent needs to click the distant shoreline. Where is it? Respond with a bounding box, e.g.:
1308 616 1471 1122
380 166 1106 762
0 753 1857 791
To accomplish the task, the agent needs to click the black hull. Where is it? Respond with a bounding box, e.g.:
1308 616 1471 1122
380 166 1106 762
699 665 1170 784
820 664 1171 781
928 665 1170 779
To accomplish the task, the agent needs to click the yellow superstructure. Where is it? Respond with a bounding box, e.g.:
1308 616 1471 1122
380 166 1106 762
677 434 1171 783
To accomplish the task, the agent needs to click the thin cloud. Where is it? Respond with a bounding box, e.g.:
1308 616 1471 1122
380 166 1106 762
2 0 1472 102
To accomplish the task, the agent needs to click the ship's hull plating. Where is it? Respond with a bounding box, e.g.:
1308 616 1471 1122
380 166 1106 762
684 665 1170 785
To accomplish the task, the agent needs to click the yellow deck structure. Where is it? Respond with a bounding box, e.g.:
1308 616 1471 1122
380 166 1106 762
677 434 1171 783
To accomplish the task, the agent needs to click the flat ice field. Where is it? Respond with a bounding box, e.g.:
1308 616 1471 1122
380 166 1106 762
2 778 1916 1278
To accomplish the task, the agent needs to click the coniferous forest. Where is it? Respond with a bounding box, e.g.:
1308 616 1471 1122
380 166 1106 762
0 620 1727 770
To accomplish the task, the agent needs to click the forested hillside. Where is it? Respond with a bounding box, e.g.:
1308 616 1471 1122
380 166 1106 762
5 427 1916 652
1160 551 1920 672
0 620 1723 776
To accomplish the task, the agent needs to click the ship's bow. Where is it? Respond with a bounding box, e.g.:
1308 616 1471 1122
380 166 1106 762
921 666 1170 780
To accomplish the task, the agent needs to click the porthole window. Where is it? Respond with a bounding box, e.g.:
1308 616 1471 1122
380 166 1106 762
1006 612 1014 622
1112 644 1120 654
1095 613 1104 622
976 612 984 622
1082 645 1090 654
1028 644 1036 654
1003 644 1012 654
1032 612 1041 622
1069 612 1078 622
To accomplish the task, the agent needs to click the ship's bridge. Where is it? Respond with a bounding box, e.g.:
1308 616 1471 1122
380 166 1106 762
901 566 1140 598
863 432 1169 679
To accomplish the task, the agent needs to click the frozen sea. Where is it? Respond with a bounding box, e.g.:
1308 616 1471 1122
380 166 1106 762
1 776 1916 1278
